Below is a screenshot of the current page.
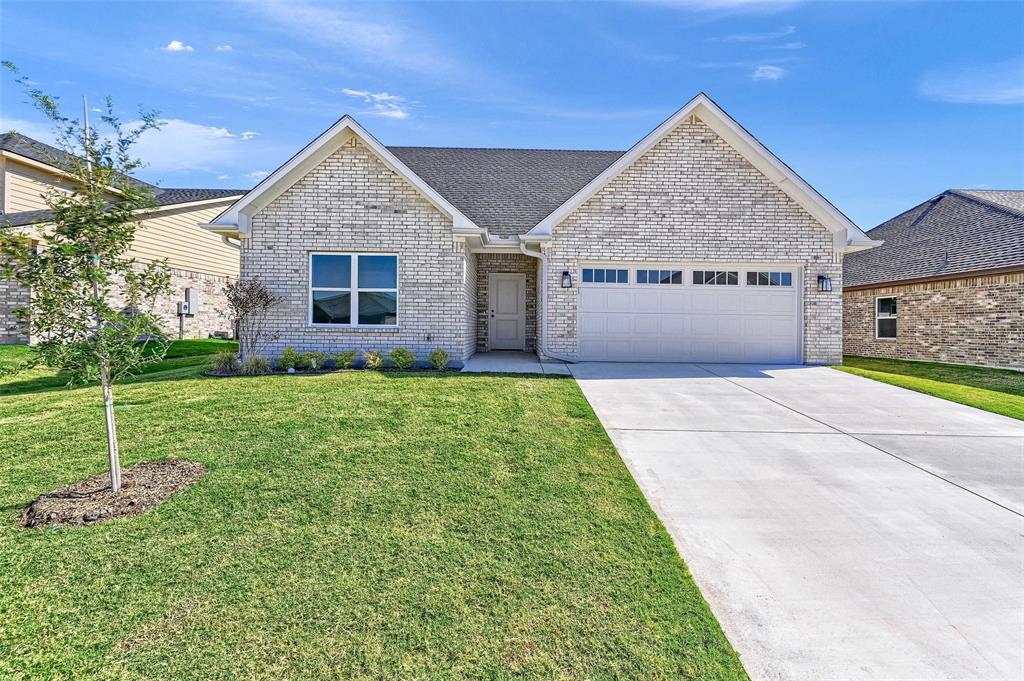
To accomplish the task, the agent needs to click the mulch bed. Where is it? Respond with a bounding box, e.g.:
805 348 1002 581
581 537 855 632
20 460 205 529
204 367 458 377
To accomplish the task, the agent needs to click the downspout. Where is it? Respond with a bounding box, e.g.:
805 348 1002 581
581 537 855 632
519 241 577 363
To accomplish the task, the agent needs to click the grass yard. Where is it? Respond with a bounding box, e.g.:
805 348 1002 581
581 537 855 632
838 356 1024 421
0 349 745 679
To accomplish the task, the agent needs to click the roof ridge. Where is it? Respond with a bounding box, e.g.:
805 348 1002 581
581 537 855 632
947 189 1024 219
387 145 624 154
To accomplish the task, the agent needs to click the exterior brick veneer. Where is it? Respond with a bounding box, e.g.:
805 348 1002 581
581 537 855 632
0 276 30 344
245 136 472 363
544 118 842 364
475 253 538 352
843 271 1024 370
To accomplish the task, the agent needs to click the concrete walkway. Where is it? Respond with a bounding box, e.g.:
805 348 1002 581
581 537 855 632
461 351 571 375
570 363 1024 681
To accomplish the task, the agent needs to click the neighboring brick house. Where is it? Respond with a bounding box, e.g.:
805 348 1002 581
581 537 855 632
205 93 878 366
844 190 1024 370
0 132 245 343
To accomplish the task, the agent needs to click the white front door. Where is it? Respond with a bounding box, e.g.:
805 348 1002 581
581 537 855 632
488 273 526 350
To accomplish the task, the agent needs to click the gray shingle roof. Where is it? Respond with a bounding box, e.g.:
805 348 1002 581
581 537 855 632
844 190 1024 287
953 189 1024 216
389 146 624 236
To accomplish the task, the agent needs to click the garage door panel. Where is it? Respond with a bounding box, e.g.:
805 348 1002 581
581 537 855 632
579 264 800 363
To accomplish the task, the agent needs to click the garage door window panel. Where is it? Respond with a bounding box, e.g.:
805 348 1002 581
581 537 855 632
694 270 739 285
582 268 628 285
747 271 793 286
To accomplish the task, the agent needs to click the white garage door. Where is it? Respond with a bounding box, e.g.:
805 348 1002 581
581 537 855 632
578 265 801 363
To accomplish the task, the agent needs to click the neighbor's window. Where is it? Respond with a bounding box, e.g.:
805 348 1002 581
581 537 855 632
746 271 793 286
876 297 897 339
310 253 398 326
637 269 683 285
693 270 738 285
582 268 629 284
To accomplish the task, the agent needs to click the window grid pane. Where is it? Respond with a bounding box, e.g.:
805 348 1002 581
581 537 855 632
748 271 793 287
695 270 738 285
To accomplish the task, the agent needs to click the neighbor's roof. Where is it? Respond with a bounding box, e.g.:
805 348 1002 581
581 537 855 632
844 189 1024 288
389 146 624 236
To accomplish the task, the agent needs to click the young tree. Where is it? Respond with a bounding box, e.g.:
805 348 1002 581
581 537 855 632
223 278 283 361
0 63 172 493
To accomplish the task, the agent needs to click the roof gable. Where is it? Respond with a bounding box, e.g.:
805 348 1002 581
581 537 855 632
208 116 478 235
524 93 876 252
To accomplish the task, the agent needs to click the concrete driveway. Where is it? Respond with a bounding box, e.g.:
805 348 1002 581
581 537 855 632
570 363 1024 681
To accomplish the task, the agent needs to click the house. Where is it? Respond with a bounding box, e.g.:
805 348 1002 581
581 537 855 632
844 190 1024 370
204 93 879 366
0 132 245 344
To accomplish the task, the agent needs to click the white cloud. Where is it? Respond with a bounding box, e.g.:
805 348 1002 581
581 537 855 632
716 25 795 42
245 170 270 182
240 131 259 140
770 41 805 49
341 88 410 119
752 65 786 81
215 44 233 52
919 59 1024 104
648 0 799 13
160 40 194 52
130 119 251 171
217 174 232 180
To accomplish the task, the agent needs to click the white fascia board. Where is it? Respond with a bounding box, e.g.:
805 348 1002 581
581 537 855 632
525 93 872 251
840 239 884 254
207 115 480 236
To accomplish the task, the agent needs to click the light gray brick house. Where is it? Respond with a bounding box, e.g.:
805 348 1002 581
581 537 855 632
204 93 879 366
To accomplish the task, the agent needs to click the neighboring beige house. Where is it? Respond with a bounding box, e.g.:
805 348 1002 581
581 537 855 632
0 132 245 344
844 190 1024 370
204 93 879 366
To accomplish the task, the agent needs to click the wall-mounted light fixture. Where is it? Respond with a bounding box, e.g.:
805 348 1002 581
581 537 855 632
817 274 832 292
561 271 573 288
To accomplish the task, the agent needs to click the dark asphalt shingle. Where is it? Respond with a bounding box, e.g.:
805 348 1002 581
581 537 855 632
389 146 624 236
845 190 1024 287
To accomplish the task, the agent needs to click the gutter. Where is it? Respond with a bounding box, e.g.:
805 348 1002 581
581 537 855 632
518 241 577 364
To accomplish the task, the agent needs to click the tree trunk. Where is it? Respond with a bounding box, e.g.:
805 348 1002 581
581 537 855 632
100 361 122 493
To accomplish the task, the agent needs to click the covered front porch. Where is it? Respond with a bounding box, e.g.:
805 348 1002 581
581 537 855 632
474 252 540 354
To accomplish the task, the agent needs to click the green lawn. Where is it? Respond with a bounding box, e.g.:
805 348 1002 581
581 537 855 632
0 349 744 679
837 356 1024 421
0 339 237 397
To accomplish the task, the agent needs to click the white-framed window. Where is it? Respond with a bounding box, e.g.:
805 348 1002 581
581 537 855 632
746 271 793 286
636 269 683 285
875 296 897 339
309 253 398 327
693 270 738 285
582 268 629 284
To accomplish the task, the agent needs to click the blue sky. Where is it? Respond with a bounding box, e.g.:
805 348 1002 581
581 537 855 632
2 0 1022 228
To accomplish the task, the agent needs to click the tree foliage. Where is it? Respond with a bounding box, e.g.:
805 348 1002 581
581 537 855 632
223 278 282 360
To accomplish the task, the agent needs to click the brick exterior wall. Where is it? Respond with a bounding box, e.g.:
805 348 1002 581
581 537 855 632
475 253 538 352
244 136 472 364
843 271 1024 370
544 117 842 364
0 276 30 344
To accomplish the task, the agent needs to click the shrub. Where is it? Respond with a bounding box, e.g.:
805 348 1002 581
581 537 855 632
427 348 449 371
212 351 240 374
390 347 415 370
279 346 301 371
224 278 283 360
363 350 384 370
303 351 328 370
334 350 357 369
240 354 271 375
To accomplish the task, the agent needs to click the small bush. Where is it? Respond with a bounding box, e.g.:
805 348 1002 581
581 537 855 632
363 350 384 370
390 347 415 370
279 346 301 371
303 351 328 370
334 350 357 369
427 348 449 371
240 354 271 375
212 351 240 374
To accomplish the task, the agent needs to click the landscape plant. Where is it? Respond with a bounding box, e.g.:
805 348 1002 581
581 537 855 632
212 351 240 374
363 350 384 370
0 62 170 493
428 348 449 370
334 350 357 369
389 347 415 370
223 278 283 361
240 354 271 375
303 351 327 370
278 346 301 371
